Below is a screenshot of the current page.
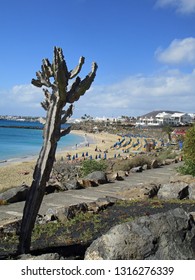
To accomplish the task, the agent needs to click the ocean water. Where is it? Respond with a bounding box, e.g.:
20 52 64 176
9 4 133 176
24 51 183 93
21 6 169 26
0 120 85 162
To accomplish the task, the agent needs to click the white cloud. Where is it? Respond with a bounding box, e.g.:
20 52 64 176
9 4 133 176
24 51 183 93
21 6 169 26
1 70 195 118
156 0 195 14
156 37 195 65
11 84 43 104
74 69 195 117
0 84 43 116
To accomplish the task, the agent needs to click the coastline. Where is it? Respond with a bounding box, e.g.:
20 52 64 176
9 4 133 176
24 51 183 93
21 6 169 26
0 130 120 191
0 130 95 166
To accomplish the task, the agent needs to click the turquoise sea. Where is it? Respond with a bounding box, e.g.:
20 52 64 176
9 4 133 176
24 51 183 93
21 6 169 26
0 120 85 162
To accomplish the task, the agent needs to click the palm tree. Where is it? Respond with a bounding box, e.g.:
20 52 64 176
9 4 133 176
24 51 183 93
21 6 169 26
162 125 173 142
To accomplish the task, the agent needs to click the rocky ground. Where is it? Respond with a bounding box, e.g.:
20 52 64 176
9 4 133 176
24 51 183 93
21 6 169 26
1 198 195 260
0 158 195 260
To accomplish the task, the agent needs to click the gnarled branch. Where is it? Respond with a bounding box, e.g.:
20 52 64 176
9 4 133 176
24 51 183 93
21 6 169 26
67 62 98 103
61 104 73 124
69 56 85 79
60 126 71 138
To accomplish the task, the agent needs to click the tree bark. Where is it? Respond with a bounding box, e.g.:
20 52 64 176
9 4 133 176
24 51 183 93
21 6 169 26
17 95 63 253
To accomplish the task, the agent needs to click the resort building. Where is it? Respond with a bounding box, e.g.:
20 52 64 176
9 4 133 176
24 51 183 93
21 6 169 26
171 113 192 125
135 117 160 127
155 112 174 126
189 113 195 121
136 111 192 127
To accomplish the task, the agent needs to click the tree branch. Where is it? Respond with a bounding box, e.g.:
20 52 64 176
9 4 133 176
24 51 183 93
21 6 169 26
61 104 73 124
69 56 85 79
41 59 53 79
53 47 69 95
60 126 71 138
31 70 52 88
66 62 98 103
41 101 49 111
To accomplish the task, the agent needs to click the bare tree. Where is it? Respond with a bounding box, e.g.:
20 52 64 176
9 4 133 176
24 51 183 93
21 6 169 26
17 47 97 254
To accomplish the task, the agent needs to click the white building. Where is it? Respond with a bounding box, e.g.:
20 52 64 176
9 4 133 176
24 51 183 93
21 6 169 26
171 113 192 125
136 111 192 127
189 113 195 120
155 112 174 125
135 117 160 126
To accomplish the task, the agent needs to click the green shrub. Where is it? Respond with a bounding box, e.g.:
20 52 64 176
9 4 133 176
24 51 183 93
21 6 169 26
178 160 195 176
179 125 195 176
80 159 107 177
183 125 195 161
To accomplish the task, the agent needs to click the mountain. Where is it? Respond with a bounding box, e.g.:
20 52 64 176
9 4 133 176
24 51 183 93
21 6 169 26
139 110 183 119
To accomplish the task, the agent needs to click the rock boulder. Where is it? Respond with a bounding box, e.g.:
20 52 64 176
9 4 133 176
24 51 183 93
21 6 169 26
18 253 64 260
157 182 189 200
86 171 108 184
150 159 159 169
189 182 195 200
0 184 29 203
85 208 195 260
117 183 160 200
78 171 108 188
130 166 142 173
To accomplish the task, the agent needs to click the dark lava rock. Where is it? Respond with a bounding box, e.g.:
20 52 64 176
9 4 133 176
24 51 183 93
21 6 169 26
85 208 195 260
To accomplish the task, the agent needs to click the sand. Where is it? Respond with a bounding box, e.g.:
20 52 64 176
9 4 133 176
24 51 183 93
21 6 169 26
0 130 121 192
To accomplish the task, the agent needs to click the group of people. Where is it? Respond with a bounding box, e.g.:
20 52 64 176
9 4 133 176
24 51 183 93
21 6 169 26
66 149 108 162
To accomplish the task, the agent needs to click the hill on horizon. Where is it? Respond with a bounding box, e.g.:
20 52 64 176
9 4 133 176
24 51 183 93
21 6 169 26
139 110 183 119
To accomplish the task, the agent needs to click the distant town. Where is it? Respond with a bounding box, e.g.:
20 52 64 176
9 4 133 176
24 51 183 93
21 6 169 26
0 110 195 127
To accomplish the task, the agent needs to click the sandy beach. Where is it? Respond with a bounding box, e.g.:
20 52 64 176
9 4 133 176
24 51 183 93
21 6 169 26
0 130 121 192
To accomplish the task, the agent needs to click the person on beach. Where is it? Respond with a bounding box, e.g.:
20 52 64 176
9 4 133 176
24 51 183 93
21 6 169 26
66 153 71 160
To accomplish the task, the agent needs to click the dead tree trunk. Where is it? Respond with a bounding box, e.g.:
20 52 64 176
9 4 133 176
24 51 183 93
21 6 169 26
17 47 97 254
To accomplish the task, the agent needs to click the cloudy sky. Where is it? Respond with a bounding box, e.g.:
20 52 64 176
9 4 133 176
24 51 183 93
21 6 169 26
0 0 195 118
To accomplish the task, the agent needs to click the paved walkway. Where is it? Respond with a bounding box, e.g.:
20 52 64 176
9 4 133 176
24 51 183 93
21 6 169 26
0 162 182 226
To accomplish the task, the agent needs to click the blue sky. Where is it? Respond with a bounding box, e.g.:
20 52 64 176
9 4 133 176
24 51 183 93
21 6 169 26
0 0 195 118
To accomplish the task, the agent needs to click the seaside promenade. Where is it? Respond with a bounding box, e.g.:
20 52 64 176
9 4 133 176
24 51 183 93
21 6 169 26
0 162 182 226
